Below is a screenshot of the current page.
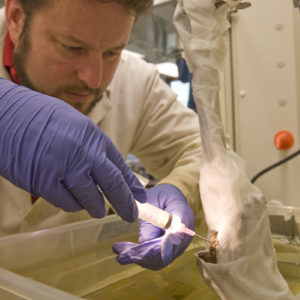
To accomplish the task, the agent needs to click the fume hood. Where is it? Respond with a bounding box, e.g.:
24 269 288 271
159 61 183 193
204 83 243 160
126 0 179 64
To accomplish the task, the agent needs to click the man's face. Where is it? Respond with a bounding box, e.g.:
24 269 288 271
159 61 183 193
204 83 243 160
11 0 135 114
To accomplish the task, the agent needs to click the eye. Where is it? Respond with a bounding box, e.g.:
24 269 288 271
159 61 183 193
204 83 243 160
61 43 83 53
103 50 121 60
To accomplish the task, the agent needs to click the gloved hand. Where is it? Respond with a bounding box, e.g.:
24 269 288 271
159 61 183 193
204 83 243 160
0 78 146 222
112 184 194 270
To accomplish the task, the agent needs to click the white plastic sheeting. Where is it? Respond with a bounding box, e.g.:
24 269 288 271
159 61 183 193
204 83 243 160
174 0 299 299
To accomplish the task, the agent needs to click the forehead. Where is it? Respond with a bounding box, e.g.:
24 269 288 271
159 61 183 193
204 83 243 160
31 0 135 48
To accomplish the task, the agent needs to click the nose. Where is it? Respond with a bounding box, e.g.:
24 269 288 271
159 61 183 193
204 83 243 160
77 53 102 89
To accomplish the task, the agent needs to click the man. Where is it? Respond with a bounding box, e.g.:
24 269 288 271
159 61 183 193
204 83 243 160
0 0 201 270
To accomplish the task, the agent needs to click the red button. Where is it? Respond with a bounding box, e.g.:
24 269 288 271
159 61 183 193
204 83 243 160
274 130 294 150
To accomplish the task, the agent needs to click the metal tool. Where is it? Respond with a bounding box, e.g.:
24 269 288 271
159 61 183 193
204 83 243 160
194 234 211 242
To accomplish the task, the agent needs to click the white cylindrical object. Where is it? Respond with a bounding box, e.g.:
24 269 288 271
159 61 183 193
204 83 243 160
135 200 173 229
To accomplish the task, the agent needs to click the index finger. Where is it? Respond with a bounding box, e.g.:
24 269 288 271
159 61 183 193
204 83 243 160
92 155 139 223
105 140 147 203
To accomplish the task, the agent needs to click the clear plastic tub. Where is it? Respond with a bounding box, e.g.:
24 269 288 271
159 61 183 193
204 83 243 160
267 203 300 244
267 203 300 295
0 216 142 299
0 215 215 299
0 209 299 299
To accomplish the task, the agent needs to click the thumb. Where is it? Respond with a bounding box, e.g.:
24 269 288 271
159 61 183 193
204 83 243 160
112 241 136 255
138 220 163 243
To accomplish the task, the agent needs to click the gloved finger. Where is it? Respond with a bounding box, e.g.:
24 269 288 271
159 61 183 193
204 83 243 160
92 157 138 222
64 173 106 218
105 141 147 202
44 183 84 212
138 219 164 243
112 238 164 270
113 232 191 271
112 241 136 255
161 232 192 266
121 167 147 203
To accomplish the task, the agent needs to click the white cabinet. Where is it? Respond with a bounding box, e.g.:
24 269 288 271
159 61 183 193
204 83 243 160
228 0 300 206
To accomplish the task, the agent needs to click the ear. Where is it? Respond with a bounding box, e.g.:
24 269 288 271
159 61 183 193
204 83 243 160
5 0 26 47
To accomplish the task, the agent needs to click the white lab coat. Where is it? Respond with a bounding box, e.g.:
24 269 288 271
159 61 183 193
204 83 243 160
0 8 202 235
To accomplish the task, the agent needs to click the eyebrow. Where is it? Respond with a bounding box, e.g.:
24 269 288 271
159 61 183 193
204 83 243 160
105 44 127 52
59 34 127 50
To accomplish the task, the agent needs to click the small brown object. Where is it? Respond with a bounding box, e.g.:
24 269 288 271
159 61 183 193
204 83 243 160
198 231 218 264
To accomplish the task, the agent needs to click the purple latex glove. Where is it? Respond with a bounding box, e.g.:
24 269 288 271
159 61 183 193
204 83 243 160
112 184 195 270
0 78 146 222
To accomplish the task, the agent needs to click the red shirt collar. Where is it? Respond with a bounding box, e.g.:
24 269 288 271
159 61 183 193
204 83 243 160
3 32 21 84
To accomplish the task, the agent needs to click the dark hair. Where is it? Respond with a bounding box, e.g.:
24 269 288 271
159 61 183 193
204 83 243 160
18 0 153 19
96 0 153 16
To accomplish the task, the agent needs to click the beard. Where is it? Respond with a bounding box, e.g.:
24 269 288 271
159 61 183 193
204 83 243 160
13 20 35 90
13 20 102 115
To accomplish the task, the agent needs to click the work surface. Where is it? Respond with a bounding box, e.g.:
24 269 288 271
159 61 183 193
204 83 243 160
0 215 299 299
